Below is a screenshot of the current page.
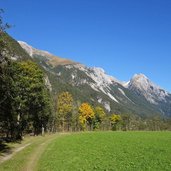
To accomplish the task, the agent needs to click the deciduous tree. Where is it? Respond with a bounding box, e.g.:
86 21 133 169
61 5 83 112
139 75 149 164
93 106 106 130
57 91 73 131
110 114 121 131
79 103 94 130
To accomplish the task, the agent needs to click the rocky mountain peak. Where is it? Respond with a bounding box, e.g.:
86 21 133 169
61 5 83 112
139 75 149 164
132 73 148 81
129 73 150 91
128 73 169 104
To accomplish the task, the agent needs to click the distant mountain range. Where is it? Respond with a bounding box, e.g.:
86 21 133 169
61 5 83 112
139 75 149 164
5 34 171 118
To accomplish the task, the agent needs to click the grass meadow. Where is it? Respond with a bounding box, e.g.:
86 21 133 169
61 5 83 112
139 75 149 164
0 132 171 171
37 131 171 171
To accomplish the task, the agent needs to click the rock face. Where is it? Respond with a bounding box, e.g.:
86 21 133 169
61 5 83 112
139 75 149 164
18 40 171 118
127 74 171 117
127 74 169 104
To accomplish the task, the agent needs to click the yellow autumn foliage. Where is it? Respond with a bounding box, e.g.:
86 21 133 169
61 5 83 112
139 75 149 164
79 103 94 119
110 114 121 124
78 103 95 128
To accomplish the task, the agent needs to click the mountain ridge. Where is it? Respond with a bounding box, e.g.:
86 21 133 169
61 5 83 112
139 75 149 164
16 40 171 117
18 40 170 95
18 41 76 67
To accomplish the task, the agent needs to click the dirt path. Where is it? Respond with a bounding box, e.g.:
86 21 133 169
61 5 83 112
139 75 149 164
0 133 68 171
23 135 57 171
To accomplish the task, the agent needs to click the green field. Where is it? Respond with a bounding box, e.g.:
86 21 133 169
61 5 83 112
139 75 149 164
0 132 171 171
37 132 171 171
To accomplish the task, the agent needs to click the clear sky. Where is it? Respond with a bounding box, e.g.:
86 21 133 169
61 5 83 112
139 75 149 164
1 0 171 92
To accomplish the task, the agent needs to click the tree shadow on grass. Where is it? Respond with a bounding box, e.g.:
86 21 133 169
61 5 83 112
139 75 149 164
0 143 10 153
0 143 12 155
0 138 19 156
0 136 23 156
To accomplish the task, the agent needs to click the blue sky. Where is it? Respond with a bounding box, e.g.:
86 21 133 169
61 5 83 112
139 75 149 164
1 0 171 92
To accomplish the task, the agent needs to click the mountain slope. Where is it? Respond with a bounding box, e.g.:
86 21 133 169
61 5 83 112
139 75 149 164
0 33 31 61
18 41 171 118
18 41 76 66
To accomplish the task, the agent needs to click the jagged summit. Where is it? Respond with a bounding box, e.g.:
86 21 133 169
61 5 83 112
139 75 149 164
91 67 121 85
128 73 169 104
123 74 149 89
129 73 151 90
132 73 148 80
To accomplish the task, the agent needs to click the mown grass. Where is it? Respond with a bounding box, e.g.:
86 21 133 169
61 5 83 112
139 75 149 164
37 131 171 171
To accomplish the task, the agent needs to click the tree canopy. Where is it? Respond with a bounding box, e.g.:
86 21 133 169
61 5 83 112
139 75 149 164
79 103 95 130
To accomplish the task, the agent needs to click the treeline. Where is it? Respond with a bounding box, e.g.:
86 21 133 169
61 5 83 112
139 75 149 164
51 91 171 132
53 92 124 132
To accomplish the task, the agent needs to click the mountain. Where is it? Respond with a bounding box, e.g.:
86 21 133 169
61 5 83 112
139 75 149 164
127 74 171 117
2 34 169 118
127 74 169 104
17 40 171 118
